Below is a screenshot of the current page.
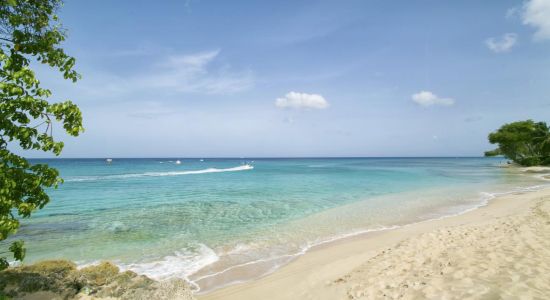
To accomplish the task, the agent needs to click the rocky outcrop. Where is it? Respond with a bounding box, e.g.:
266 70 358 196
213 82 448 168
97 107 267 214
0 260 195 300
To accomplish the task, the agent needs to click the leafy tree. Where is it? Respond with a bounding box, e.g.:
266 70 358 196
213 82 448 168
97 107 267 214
0 0 83 270
485 120 550 166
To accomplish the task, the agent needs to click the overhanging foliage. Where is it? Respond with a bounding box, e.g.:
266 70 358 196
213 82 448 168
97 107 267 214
0 0 83 269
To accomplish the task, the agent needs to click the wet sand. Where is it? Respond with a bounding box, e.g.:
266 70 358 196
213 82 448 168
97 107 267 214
199 188 550 300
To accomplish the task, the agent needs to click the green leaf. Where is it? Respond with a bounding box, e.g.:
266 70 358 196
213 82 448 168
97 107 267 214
0 257 9 271
9 240 26 261
485 120 550 166
0 0 83 265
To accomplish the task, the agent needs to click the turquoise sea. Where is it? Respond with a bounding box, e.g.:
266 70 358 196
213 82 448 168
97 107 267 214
10 157 548 292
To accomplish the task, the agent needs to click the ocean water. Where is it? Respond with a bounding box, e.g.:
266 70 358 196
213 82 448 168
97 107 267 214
10 157 548 292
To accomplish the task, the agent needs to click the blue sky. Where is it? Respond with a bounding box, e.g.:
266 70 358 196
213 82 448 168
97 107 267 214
20 0 550 157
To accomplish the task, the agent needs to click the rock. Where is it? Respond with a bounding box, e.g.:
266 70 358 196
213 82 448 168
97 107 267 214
0 260 196 300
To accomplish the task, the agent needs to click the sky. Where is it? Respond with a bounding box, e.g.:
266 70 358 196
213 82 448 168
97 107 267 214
16 0 550 157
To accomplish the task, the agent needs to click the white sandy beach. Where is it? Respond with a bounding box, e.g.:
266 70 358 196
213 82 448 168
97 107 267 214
200 187 550 300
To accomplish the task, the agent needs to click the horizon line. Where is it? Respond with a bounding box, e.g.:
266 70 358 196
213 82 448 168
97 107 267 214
26 156 502 159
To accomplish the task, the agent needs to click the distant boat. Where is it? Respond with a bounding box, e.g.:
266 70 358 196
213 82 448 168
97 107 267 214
175 160 182 165
200 159 204 162
106 158 113 164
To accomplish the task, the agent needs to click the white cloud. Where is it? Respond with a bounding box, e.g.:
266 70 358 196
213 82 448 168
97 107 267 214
485 33 518 53
411 91 454 107
75 49 254 98
275 92 329 110
139 50 254 94
522 0 550 41
167 50 220 68
506 7 520 19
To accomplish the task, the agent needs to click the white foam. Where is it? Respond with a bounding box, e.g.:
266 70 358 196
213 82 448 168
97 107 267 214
78 170 550 294
190 225 400 293
192 180 550 293
225 243 257 255
117 243 219 291
66 165 253 182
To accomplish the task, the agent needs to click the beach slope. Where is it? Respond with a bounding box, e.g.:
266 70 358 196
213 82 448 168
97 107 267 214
200 188 550 300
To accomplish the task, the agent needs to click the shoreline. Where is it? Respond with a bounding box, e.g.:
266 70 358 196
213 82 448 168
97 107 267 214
3 167 549 299
118 182 515 292
16 157 541 294
190 192 490 294
199 186 550 299
190 177 547 294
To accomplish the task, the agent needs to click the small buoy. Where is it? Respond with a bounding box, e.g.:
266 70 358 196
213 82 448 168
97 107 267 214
175 160 181 165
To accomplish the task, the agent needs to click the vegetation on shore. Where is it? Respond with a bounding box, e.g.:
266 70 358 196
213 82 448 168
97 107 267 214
485 120 550 166
0 260 195 299
0 0 83 269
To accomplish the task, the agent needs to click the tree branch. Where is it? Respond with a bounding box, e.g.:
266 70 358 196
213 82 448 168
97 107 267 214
0 37 13 43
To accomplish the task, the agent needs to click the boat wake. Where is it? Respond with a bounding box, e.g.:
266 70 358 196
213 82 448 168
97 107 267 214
65 165 253 182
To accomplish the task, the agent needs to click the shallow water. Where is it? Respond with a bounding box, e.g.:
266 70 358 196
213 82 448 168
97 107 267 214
9 157 547 292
